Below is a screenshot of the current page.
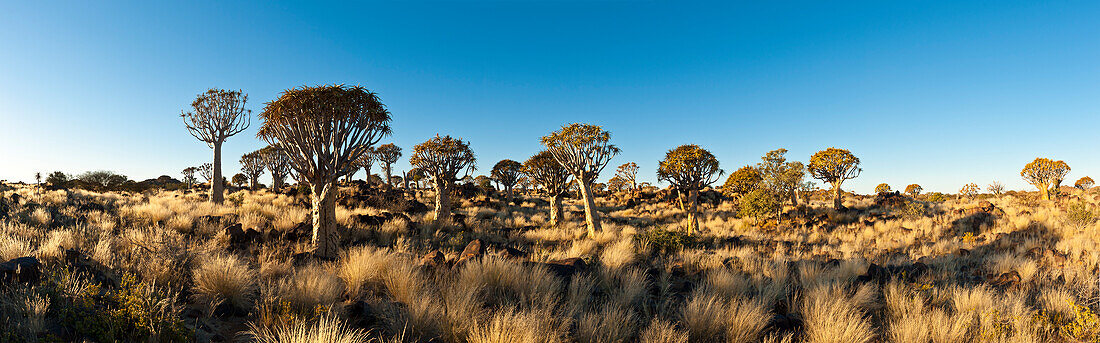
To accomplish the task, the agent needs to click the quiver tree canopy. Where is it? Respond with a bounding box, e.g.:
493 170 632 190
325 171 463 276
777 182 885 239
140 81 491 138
523 151 572 196
1020 157 1070 201
615 162 640 192
1075 176 1094 190
721 166 762 198
239 151 266 190
259 145 291 191
257 84 392 259
375 143 403 186
491 159 523 203
905 184 922 196
541 123 620 236
410 135 477 226
808 147 861 209
198 163 213 182
657 144 723 234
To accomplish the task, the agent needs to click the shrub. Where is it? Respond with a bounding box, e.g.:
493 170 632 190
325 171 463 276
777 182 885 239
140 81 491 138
637 227 691 255
248 313 370 343
875 183 891 194
739 189 779 223
1064 201 1097 230
192 254 258 310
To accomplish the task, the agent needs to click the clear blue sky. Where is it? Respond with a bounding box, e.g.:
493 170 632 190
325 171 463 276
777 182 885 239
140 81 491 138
1 1 1097 193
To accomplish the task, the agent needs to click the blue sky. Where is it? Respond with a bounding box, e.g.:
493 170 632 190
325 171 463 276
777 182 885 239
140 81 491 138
1 1 1097 193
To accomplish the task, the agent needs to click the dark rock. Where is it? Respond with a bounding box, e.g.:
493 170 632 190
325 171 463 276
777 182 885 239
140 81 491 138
353 214 387 227
419 250 446 269
957 248 971 257
500 246 529 259
456 239 484 264
989 271 1021 288
212 301 249 317
346 300 379 328
0 256 41 284
543 258 587 279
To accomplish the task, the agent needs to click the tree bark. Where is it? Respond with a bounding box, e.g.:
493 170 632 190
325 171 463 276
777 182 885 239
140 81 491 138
686 188 699 234
832 182 843 209
790 188 799 207
384 164 393 188
433 180 452 226
505 186 514 206
1040 184 1051 201
212 142 224 204
272 176 284 193
549 194 563 226
310 181 339 259
578 181 601 237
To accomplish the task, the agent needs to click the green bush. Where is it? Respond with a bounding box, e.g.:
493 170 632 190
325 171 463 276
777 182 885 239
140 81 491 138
1064 201 1096 230
637 227 692 255
739 189 779 223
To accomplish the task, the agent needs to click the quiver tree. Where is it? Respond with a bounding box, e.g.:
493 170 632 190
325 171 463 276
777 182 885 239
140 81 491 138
181 167 198 189
182 88 251 204
959 183 980 198
491 159 523 205
1021 157 1070 201
259 145 291 191
808 148 861 209
875 183 892 194
375 143 402 187
614 162 639 197
198 163 213 183
756 149 806 206
905 184 922 196
410 135 477 226
239 151 266 190
987 181 1005 196
232 173 248 188
657 144 723 234
257 85 391 259
1075 177 1094 191
347 147 376 183
541 123 620 236
721 166 762 199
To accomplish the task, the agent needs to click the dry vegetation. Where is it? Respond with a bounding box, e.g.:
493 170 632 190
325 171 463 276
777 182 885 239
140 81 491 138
1 182 1099 343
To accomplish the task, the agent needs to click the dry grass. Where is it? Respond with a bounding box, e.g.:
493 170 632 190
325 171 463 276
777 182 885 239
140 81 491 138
192 253 258 309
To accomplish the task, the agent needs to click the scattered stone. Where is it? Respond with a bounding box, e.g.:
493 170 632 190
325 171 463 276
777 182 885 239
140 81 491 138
500 246 529 259
543 257 587 279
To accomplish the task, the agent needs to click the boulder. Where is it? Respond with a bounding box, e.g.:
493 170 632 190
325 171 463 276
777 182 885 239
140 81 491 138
543 257 587 280
419 249 446 269
0 256 41 284
456 239 484 264
989 271 1021 288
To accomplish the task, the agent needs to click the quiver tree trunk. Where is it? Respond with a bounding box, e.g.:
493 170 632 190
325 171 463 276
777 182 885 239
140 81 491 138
549 194 563 226
832 183 843 209
505 186 514 206
310 182 339 259
790 189 799 207
433 180 452 227
577 181 601 237
1040 184 1051 201
272 176 284 192
685 189 700 234
212 143 225 204
384 166 393 188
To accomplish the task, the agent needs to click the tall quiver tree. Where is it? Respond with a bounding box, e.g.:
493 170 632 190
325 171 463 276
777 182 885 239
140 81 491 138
541 123 620 237
240 151 266 190
657 145 723 234
375 143 402 187
807 148 861 209
182 89 251 204
524 151 572 226
181 167 198 189
258 85 391 259
756 149 806 206
491 159 523 205
259 145 291 192
410 135 476 227
614 162 639 197
1021 157 1070 201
